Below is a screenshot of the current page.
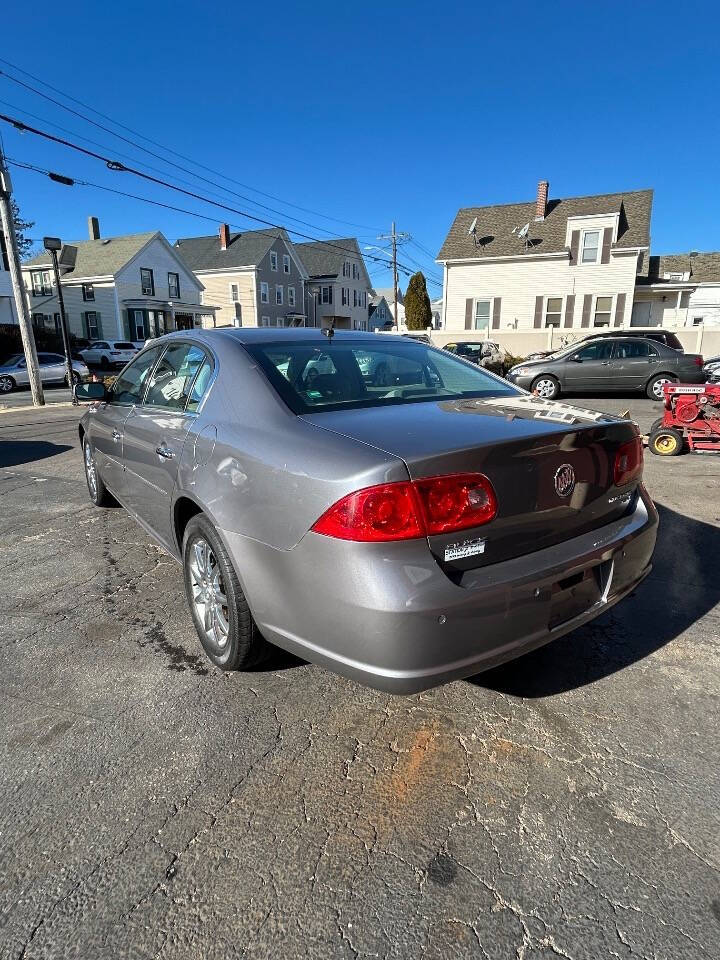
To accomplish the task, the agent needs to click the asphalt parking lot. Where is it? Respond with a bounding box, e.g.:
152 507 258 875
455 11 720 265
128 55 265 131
1 395 718 960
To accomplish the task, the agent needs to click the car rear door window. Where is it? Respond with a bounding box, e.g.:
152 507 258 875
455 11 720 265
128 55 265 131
144 343 207 411
616 341 654 359
114 342 135 350
111 346 164 405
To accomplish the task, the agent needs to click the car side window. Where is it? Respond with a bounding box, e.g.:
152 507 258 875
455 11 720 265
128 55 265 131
144 343 206 411
111 346 163 406
186 358 213 412
574 341 615 362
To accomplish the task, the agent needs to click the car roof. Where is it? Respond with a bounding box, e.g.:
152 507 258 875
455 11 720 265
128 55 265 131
153 328 398 347
583 329 669 338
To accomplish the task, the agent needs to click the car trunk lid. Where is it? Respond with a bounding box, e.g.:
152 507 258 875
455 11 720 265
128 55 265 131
301 395 641 571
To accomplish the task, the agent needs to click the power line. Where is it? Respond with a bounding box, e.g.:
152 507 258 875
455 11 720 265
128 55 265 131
0 58 383 234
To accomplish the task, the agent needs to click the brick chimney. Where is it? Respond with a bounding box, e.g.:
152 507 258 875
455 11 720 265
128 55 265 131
219 223 230 250
88 216 101 240
535 180 549 221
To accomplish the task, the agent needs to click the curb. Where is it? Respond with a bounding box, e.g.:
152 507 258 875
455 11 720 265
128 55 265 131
0 401 78 415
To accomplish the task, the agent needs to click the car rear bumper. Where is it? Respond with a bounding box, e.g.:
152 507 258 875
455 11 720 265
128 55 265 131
221 485 658 694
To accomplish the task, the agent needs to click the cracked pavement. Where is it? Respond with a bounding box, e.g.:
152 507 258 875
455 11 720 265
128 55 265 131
0 398 718 960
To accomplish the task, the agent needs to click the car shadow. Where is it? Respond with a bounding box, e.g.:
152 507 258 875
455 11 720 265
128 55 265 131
0 440 73 468
468 503 720 697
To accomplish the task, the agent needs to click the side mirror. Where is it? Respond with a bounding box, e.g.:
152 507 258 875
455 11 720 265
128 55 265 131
571 355 583 363
74 381 108 402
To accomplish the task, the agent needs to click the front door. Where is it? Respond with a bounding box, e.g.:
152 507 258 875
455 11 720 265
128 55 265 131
94 345 165 496
120 342 207 548
175 313 194 331
562 339 617 391
631 302 652 327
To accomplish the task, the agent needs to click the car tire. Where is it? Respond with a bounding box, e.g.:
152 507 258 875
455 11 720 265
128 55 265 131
647 374 676 401
83 437 115 506
648 426 684 456
0 375 15 393
530 374 560 400
100 356 110 370
182 514 267 671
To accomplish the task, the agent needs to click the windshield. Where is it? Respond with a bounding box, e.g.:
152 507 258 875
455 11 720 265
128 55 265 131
1 355 23 367
244 339 519 414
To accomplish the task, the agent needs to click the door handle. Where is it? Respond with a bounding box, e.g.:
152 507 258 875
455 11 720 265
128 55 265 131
155 444 175 460
112 429 122 442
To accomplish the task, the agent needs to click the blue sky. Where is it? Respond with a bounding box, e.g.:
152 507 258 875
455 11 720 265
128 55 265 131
2 0 718 295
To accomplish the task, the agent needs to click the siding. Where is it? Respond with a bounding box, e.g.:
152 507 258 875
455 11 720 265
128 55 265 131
444 252 639 332
114 238 202 306
25 279 117 338
198 270 255 328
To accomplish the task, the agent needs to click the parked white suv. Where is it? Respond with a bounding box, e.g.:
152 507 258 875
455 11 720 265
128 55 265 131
80 340 138 369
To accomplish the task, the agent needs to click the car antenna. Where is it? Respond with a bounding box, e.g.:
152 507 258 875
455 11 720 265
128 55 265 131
322 319 335 340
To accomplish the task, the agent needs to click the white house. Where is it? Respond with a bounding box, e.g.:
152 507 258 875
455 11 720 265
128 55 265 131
368 294 393 330
633 252 720 327
0 232 19 325
437 181 652 334
175 225 308 329
21 217 216 342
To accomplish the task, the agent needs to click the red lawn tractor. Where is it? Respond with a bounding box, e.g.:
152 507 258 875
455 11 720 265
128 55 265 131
648 383 720 456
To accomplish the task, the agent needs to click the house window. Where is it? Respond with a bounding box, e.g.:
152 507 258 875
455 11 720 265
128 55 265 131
352 263 358 279
53 313 62 333
594 296 613 326
82 283 95 302
321 286 333 304
260 281 269 303
132 310 146 340
545 297 562 327
288 286 296 307
168 272 180 298
353 289 358 307
693 316 704 326
342 261 350 278
32 313 44 327
230 283 239 302
474 299 491 330
275 284 283 305
31 270 52 297
140 268 155 296
0 233 9 272
85 311 100 339
581 231 600 264
270 252 278 271
283 254 290 274
260 315 271 327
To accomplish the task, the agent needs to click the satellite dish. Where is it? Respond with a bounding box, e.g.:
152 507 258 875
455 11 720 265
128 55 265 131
517 222 530 240
467 216 478 236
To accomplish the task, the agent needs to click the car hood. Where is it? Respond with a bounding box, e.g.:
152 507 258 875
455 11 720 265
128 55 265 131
300 394 620 464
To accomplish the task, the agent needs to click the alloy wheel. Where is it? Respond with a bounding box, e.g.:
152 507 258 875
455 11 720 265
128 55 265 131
652 377 672 400
189 538 230 650
0 376 13 393
84 441 98 500
534 378 557 399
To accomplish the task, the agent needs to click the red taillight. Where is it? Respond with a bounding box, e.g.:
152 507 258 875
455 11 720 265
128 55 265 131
694 356 704 367
311 473 497 542
312 482 423 541
614 437 643 486
414 473 497 535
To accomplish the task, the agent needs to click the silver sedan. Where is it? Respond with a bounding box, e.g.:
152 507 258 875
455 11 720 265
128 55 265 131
0 351 90 393
75 329 657 693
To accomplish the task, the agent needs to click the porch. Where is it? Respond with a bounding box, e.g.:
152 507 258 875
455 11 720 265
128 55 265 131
631 286 693 328
122 298 219 340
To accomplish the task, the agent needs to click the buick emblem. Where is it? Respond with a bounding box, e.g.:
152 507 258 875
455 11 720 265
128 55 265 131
554 464 575 498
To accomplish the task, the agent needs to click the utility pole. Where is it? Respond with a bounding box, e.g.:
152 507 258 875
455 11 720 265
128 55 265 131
43 237 74 392
0 144 44 405
376 222 409 327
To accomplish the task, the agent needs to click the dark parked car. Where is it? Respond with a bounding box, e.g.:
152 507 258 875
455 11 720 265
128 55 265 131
75 329 657 693
443 341 506 376
508 336 705 400
525 329 685 361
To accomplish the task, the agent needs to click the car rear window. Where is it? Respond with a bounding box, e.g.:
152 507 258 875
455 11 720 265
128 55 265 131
244 338 518 414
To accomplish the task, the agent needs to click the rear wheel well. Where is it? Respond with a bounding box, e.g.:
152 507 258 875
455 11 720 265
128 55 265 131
174 497 203 552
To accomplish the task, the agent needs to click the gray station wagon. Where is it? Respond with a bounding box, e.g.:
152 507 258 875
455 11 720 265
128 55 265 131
76 329 658 693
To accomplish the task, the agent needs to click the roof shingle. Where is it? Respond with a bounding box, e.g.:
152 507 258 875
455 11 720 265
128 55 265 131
174 228 287 271
437 189 653 264
638 251 720 285
24 231 158 278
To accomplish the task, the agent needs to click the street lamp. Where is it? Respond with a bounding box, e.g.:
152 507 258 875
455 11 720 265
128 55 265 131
43 237 74 393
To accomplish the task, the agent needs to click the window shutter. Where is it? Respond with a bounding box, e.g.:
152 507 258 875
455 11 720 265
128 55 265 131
601 227 612 265
533 295 543 328
614 293 626 327
82 312 89 338
96 313 103 337
569 230 580 265
564 294 575 327
581 294 592 327
492 298 501 329
464 298 473 330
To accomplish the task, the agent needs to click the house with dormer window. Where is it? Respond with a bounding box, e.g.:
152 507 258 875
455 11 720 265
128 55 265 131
437 181 653 332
